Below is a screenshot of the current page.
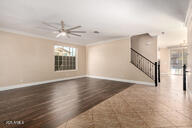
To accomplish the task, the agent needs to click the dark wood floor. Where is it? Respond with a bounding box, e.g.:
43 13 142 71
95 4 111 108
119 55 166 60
0 77 132 128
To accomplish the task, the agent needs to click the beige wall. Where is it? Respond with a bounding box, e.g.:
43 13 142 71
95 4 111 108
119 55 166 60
0 31 86 87
160 48 170 74
86 38 154 83
131 34 157 62
0 31 155 87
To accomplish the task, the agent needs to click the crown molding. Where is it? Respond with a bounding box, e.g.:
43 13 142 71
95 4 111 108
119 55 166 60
0 27 86 46
86 36 130 46
0 27 131 46
185 0 192 27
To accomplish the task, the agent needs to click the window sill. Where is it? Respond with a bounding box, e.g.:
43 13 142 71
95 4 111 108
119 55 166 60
55 69 77 72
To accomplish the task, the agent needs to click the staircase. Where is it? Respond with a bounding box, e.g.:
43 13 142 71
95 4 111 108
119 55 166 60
131 48 159 86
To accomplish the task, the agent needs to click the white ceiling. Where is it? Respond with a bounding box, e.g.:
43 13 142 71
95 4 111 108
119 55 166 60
0 0 189 45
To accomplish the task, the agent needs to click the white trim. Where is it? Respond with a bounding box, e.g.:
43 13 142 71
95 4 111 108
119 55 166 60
0 75 155 91
86 75 155 86
0 75 86 91
55 69 77 72
86 36 130 46
0 28 85 46
86 33 157 47
0 27 131 46
185 0 192 27
54 46 78 72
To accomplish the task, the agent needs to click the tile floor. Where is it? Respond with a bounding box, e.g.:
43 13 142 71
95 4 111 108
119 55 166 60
57 75 192 128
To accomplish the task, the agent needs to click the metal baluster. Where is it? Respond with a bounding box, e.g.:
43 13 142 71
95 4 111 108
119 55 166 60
150 63 151 78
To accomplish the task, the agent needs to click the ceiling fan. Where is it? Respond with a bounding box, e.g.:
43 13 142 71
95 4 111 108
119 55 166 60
43 20 86 38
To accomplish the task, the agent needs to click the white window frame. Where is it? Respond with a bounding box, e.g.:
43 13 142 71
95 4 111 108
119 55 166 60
54 45 78 72
169 47 188 75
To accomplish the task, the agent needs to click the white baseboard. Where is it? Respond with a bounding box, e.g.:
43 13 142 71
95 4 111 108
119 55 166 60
86 75 155 86
0 75 86 91
0 75 154 91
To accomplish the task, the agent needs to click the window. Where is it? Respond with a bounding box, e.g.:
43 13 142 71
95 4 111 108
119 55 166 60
170 48 188 74
54 45 77 71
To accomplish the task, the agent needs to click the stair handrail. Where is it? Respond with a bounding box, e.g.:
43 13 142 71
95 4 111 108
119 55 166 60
131 48 154 65
131 48 159 86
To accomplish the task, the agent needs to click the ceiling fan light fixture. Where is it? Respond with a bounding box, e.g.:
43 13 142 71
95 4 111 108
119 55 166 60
44 20 86 38
61 32 67 36
56 32 67 38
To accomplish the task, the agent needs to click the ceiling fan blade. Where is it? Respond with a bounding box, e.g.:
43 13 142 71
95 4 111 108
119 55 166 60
66 26 81 31
53 30 58 33
56 33 62 38
37 26 58 31
70 31 86 33
42 22 59 30
69 33 81 37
